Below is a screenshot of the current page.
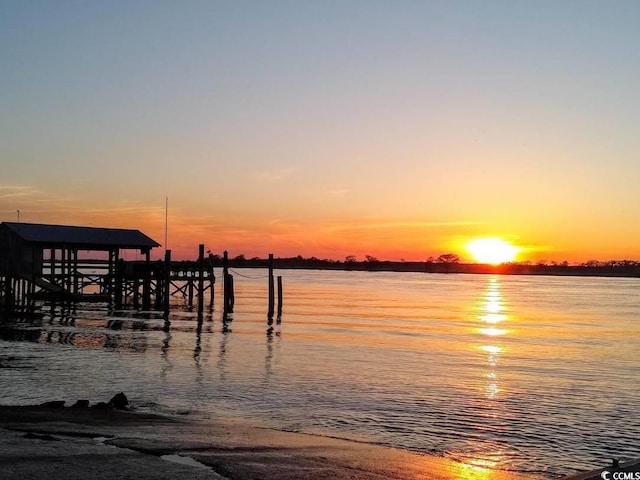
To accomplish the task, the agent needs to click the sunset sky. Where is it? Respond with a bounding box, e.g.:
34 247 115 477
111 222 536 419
2 1 640 262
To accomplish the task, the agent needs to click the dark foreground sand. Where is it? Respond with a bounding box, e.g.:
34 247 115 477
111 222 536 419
0 404 554 480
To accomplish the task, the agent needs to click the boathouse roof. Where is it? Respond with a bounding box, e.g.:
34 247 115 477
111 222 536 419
0 222 160 250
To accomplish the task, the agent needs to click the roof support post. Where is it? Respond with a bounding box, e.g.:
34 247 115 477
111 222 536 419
50 249 56 284
61 247 67 293
73 249 79 294
142 249 151 310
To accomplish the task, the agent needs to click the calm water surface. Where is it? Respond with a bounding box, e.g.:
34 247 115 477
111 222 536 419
1 270 639 477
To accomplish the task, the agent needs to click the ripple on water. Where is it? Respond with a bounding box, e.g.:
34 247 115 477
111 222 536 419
0 272 639 477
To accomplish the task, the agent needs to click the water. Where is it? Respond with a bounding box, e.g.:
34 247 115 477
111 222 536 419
1 270 639 477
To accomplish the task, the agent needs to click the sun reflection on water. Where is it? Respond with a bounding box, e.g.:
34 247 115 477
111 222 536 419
481 345 502 355
479 327 507 337
478 277 508 399
455 276 514 471
479 313 507 324
480 344 501 398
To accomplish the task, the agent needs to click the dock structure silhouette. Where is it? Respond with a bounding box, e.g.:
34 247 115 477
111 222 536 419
0 222 280 321
0 222 159 312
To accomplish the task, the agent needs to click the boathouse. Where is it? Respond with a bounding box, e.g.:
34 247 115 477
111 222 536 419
0 222 160 309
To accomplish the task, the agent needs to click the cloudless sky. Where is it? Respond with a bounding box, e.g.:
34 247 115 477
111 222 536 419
2 0 640 261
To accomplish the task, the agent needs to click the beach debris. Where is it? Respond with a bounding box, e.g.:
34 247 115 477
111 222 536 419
71 399 90 408
109 392 129 410
39 400 65 408
89 392 130 410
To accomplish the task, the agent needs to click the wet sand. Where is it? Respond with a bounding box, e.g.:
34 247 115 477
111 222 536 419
0 404 547 480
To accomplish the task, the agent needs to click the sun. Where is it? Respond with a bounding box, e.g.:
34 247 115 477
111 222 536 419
465 238 520 265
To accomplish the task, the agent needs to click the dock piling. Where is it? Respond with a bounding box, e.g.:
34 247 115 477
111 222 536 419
163 250 171 318
197 244 205 315
222 251 233 319
114 259 123 308
277 275 283 320
223 273 234 319
188 278 194 308
268 254 275 320
142 251 151 310
208 253 215 312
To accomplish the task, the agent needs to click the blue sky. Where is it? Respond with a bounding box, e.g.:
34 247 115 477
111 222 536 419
2 1 640 261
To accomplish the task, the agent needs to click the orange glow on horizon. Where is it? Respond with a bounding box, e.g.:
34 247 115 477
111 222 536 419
6 196 638 264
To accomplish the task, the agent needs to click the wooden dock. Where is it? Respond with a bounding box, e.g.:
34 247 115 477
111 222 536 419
1 259 214 310
1 246 282 322
0 223 282 321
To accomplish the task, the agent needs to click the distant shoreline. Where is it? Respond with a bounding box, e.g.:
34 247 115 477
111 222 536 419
79 257 640 278
215 258 640 279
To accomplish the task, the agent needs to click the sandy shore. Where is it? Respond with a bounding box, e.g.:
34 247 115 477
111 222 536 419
0 402 553 480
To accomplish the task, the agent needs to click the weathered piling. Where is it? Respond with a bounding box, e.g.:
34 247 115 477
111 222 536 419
222 251 229 282
277 275 283 320
133 277 140 308
49 249 55 283
142 252 151 310
188 276 194 308
268 254 275 320
1 276 36 313
222 251 232 319
114 259 124 308
223 273 234 319
208 253 215 311
73 250 79 294
163 250 171 318
197 244 205 315
2 276 11 311
228 274 234 312
154 263 163 310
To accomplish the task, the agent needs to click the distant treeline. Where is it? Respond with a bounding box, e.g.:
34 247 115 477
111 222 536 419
191 255 640 278
91 254 640 278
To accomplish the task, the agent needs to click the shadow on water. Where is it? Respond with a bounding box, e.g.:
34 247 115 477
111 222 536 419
1 297 291 415
1 303 155 352
192 319 213 391
216 321 231 381
264 322 281 382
